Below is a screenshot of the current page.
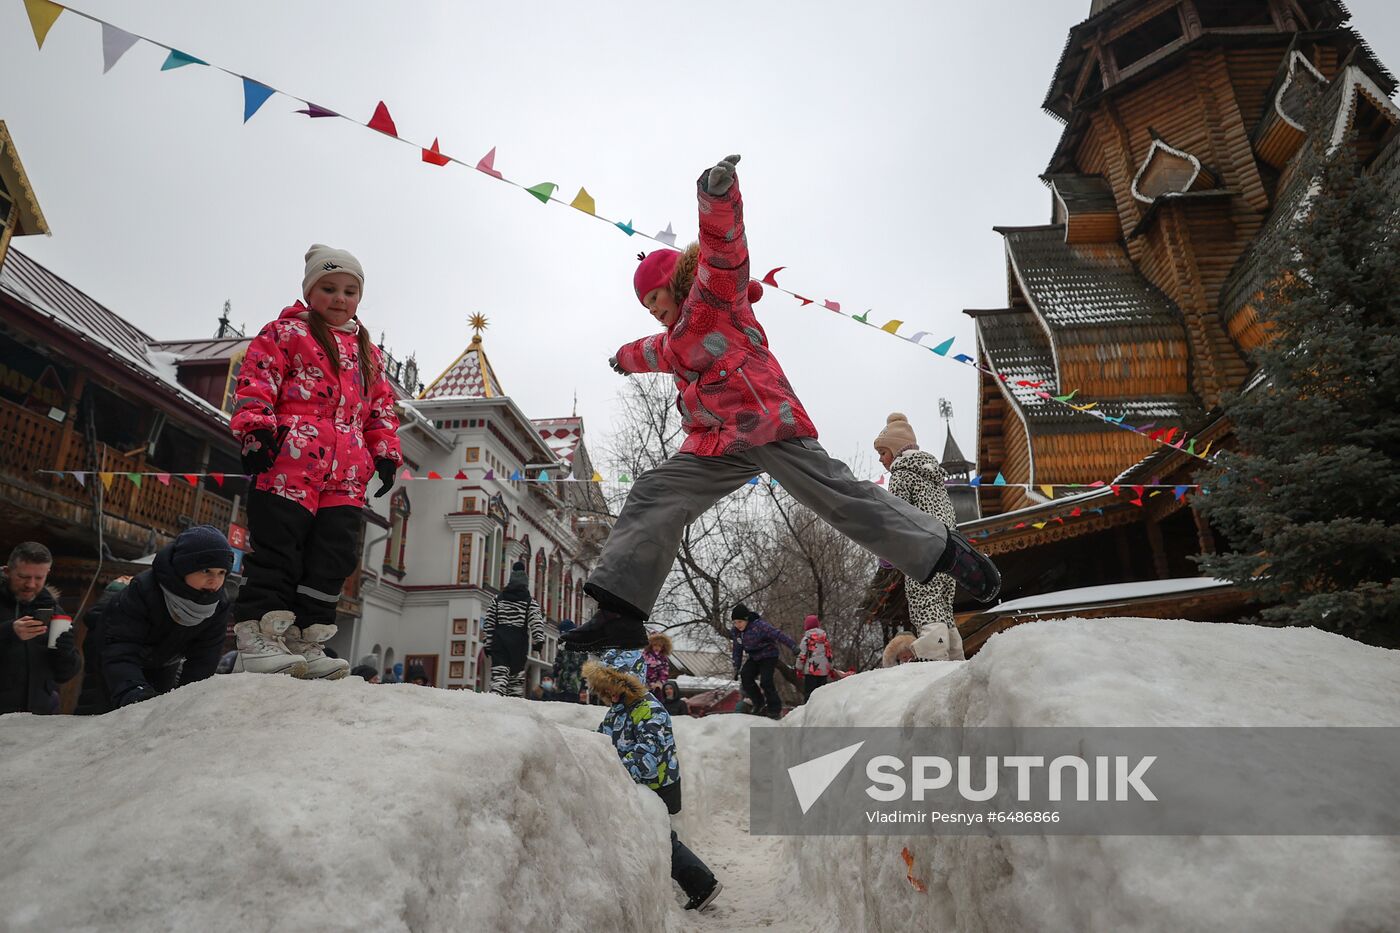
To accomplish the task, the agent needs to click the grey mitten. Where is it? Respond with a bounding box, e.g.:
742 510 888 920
609 356 626 375
706 154 742 196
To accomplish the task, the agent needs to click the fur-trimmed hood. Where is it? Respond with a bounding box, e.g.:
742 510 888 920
882 633 917 668
583 659 648 705
646 633 673 657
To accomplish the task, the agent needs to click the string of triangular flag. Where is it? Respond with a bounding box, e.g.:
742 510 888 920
24 0 1217 465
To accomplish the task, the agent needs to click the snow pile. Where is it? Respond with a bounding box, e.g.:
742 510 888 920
0 676 676 933
783 618 1400 933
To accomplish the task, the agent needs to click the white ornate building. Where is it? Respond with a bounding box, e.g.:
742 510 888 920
333 321 610 691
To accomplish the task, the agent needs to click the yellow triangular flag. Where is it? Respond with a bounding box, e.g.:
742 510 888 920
24 0 64 49
570 187 596 215
881 319 904 334
1040 485 1055 498
1032 521 1047 529
591 471 603 482
98 472 115 491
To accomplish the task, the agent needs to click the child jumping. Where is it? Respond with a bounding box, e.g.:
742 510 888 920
230 244 403 679
563 155 1000 652
585 649 722 912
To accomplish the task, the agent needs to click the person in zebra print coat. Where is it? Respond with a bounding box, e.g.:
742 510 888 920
481 561 544 697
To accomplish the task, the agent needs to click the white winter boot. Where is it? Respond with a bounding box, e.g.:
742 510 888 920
283 624 351 680
232 610 309 678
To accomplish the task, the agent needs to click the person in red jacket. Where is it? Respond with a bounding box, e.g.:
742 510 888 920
563 155 1000 652
229 245 403 679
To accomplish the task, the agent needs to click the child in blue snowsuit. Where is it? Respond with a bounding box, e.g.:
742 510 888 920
585 649 722 912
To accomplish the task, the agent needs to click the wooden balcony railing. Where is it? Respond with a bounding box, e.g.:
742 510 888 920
0 398 236 539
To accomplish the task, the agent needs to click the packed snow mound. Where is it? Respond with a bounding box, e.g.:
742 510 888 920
0 676 678 933
785 618 1400 933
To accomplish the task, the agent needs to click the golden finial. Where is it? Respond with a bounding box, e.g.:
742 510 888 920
469 313 489 337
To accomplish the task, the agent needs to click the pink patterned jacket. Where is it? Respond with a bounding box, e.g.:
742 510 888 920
613 175 817 457
231 304 403 512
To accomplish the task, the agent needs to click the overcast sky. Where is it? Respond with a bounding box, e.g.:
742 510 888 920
5 0 1398 478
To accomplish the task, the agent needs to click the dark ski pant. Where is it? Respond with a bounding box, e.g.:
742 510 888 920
655 783 715 900
235 491 362 626
802 674 828 701
741 656 781 717
586 437 949 618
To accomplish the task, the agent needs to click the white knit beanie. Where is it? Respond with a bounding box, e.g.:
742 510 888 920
302 244 365 300
874 412 918 454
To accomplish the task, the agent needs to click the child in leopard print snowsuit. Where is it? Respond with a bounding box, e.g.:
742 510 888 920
875 413 964 661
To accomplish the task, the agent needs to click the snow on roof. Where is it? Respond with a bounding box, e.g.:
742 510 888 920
0 247 229 425
988 576 1234 615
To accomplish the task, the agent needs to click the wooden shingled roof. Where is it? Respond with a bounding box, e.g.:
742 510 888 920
999 225 1186 344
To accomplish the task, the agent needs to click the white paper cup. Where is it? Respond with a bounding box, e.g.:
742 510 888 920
47 617 73 649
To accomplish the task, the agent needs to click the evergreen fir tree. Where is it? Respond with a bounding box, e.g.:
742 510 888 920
1194 126 1400 647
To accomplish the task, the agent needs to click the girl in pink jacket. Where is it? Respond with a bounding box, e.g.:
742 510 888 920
563 156 1001 653
229 245 403 679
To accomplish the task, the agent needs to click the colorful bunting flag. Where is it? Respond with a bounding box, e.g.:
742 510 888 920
99 473 114 491
510 470 523 481
852 311 870 324
73 472 87 489
795 295 813 306
1052 390 1078 402
427 471 443 480
747 477 760 485
969 476 982 487
655 224 677 247
296 103 338 118
156 473 171 486
368 101 398 137
479 469 490 480
570 187 596 215
993 473 1007 486
242 78 276 123
476 146 504 179
909 331 930 344
1040 485 1054 498
127 472 142 488
881 319 903 334
591 471 603 482
161 49 207 70
539 470 550 483
618 473 631 483
614 218 634 235
422 137 451 166
761 267 785 287
101 22 139 73
23 0 63 49
211 473 225 487
183 474 199 486
823 300 842 312
930 338 954 356
399 468 413 481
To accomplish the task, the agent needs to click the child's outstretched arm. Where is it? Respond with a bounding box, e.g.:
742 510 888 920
695 153 749 305
612 333 676 375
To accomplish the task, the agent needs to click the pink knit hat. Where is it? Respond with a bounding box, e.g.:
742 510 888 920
633 249 765 308
804 614 821 631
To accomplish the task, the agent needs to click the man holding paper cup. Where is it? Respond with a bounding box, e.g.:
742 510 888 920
0 541 81 716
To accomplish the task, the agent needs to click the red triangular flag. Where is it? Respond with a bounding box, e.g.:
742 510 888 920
422 137 450 166
794 295 814 306
1070 507 1082 517
156 473 171 486
183 474 200 487
1132 485 1145 497
1111 485 1121 496
1130 498 1144 507
368 101 398 137
761 266 785 287
454 470 468 480
211 473 225 487
427 471 443 480
476 146 503 179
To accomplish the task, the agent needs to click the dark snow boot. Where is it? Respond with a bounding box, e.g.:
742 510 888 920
929 529 1002 604
685 878 723 911
560 607 648 651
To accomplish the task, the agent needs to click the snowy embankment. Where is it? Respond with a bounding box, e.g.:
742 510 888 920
2 619 1397 933
784 618 1400 933
0 677 678 932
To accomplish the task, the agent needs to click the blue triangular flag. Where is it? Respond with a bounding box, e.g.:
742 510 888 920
993 472 1007 486
615 219 635 236
242 78 276 122
510 469 523 481
969 475 982 487
539 470 550 483
953 353 975 364
161 49 207 71
930 338 955 356
747 476 760 485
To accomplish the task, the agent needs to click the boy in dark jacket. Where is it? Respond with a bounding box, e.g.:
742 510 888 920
74 577 131 715
0 541 81 715
730 603 797 719
585 650 721 912
100 525 234 709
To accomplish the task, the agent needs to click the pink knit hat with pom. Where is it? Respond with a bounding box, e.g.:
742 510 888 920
633 250 764 307
804 614 821 631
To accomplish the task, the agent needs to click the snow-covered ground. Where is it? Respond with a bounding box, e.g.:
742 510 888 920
2 617 1397 932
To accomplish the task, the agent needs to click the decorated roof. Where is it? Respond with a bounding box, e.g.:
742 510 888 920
533 416 582 467
999 226 1186 344
420 333 505 400
974 309 1200 434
